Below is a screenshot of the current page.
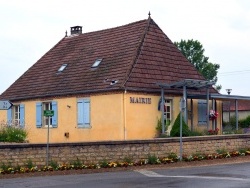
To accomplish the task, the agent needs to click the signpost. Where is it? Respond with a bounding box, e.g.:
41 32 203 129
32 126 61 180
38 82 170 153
0 100 12 110
44 110 54 117
44 110 54 167
179 98 186 161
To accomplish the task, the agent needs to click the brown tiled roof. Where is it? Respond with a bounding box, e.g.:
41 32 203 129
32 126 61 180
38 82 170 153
223 100 250 111
0 17 217 101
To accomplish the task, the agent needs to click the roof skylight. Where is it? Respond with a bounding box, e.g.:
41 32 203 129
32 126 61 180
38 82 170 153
91 59 102 68
58 64 67 72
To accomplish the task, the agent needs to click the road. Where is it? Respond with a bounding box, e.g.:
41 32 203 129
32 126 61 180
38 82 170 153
0 162 250 188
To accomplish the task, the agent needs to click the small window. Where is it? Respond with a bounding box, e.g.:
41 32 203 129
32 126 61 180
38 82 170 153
36 101 58 128
58 64 67 72
164 99 172 125
14 105 20 125
7 104 25 127
91 59 102 68
43 102 52 127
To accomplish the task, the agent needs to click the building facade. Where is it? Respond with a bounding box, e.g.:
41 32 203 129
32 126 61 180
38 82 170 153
0 16 221 143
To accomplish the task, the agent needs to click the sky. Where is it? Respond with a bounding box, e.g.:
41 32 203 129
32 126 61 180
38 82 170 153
0 0 250 96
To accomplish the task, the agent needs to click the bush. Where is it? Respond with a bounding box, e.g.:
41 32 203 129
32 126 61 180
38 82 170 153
0 126 27 142
239 115 250 128
155 118 170 134
147 154 160 164
170 113 190 137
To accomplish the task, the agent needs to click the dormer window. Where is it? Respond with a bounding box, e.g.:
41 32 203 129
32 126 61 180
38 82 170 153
91 59 102 68
58 64 67 72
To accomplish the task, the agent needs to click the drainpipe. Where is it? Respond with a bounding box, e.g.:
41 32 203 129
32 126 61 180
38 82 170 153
123 90 127 140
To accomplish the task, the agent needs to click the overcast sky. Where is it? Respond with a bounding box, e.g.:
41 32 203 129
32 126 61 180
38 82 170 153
0 0 250 96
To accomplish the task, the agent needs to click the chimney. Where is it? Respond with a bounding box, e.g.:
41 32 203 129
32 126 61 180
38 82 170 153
70 26 82 35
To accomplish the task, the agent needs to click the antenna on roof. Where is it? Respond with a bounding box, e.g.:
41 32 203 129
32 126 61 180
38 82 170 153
65 30 68 37
148 11 151 18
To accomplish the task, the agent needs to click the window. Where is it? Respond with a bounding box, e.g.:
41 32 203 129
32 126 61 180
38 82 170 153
36 101 58 128
14 105 20 125
164 99 172 125
77 98 90 128
7 104 25 127
58 64 67 72
91 59 102 68
43 102 52 127
198 100 207 125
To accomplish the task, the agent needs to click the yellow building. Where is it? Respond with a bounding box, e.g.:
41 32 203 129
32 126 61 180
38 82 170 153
0 16 222 143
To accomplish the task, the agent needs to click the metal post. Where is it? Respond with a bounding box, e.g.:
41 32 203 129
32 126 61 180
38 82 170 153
180 109 183 161
183 85 187 124
161 88 165 134
229 101 231 124
190 99 193 131
235 99 238 130
179 97 186 161
212 99 215 130
206 87 210 130
46 120 50 167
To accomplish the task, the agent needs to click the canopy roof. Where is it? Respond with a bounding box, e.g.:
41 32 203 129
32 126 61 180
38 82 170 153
157 79 215 90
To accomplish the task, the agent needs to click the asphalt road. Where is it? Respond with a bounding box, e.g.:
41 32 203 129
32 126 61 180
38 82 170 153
1 162 250 188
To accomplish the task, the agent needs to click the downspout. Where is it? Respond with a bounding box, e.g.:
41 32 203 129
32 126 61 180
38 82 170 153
123 90 127 140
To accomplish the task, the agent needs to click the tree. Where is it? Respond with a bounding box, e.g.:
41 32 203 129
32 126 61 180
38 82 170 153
174 39 221 91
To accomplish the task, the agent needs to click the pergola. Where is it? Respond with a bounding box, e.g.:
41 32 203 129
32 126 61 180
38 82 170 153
157 79 215 134
157 79 250 134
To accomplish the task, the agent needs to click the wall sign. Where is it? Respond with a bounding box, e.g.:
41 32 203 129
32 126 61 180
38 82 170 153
130 97 151 104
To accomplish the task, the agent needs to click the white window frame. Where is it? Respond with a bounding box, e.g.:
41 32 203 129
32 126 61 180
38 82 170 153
13 105 20 126
164 99 172 125
43 102 52 127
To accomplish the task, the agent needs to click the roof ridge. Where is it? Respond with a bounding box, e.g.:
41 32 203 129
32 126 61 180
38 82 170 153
121 17 153 88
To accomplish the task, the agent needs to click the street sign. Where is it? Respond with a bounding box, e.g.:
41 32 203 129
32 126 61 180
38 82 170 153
0 100 13 110
44 110 54 117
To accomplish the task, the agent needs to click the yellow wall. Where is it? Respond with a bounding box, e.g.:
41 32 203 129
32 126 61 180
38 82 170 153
124 94 181 139
187 99 222 133
0 94 124 143
0 93 223 143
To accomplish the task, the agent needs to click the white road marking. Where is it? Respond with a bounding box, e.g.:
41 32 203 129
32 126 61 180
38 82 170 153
135 169 250 181
135 169 165 177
